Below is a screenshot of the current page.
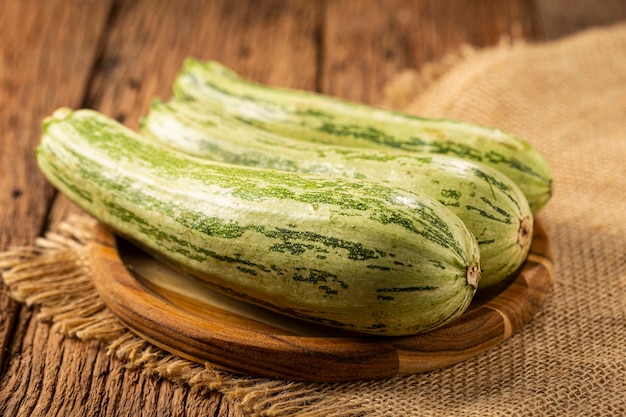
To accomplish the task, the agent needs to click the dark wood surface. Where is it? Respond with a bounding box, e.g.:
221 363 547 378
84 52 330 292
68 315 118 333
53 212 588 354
1 0 625 415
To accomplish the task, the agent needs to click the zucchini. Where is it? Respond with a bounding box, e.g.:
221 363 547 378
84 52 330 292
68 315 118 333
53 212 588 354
37 108 481 336
142 99 533 289
172 58 552 213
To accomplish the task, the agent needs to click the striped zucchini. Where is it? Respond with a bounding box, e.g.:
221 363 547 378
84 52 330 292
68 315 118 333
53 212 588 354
37 108 481 336
172 58 552 213
142 99 534 289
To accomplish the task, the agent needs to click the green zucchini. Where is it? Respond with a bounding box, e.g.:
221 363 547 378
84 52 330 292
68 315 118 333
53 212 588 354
37 108 481 336
142 99 534 289
172 58 552 213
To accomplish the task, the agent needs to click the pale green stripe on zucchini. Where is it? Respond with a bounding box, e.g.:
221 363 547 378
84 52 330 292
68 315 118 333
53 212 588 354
142 98 533 289
172 58 552 213
37 108 481 336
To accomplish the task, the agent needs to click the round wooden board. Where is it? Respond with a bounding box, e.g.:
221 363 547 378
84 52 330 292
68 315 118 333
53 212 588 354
89 219 553 382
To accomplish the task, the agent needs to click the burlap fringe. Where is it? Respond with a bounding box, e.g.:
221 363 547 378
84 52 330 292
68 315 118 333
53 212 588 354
0 215 377 416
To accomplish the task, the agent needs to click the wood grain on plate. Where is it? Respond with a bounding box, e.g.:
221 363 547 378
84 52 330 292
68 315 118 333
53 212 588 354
89 219 552 382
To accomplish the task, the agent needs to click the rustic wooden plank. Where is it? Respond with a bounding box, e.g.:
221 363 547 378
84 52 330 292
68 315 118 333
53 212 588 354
81 0 320 131
0 0 111 247
321 0 539 104
0 263 240 417
0 0 113 413
39 0 320 416
535 0 626 40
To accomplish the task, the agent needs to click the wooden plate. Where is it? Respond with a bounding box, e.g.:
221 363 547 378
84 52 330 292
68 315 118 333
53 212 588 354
89 219 553 382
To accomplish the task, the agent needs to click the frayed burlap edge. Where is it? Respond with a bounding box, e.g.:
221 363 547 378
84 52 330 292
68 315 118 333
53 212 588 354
0 215 378 417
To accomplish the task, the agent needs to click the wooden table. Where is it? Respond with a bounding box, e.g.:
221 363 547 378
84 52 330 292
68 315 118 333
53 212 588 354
1 1 625 415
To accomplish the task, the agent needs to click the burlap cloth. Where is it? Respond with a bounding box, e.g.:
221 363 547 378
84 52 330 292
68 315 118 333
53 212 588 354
2 24 625 416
